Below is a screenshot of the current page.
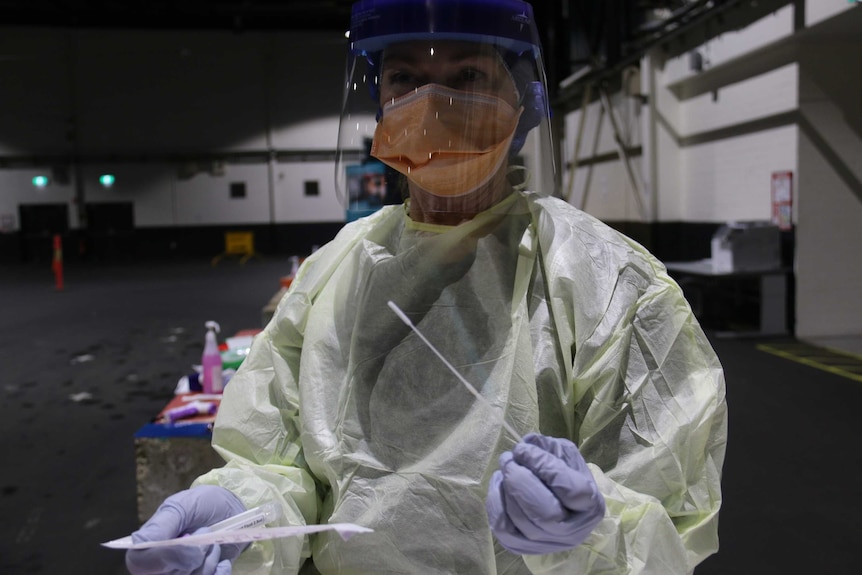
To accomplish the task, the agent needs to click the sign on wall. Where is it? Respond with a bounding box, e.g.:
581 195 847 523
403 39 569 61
771 171 793 231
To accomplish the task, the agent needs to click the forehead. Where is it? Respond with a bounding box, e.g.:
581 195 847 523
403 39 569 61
381 40 503 66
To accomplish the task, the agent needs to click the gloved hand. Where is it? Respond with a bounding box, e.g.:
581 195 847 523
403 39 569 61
126 485 247 575
486 433 605 555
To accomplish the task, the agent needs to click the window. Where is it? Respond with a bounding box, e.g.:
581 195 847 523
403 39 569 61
304 180 320 197
230 182 246 199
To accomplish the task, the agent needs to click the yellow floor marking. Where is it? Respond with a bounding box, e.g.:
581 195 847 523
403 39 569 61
757 343 862 383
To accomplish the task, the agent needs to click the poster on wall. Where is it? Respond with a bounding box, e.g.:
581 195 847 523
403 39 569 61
771 171 793 231
345 162 389 222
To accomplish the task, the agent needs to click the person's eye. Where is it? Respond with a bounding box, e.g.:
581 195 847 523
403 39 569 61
387 70 415 86
461 68 488 82
459 67 486 83
382 70 423 99
450 66 497 92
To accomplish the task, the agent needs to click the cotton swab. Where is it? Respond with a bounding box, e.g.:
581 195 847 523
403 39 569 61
386 301 522 442
102 523 372 550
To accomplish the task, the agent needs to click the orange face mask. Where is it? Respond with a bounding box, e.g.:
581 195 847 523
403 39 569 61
371 84 522 197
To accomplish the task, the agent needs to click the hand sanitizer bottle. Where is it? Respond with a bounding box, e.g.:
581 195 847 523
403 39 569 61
201 321 223 394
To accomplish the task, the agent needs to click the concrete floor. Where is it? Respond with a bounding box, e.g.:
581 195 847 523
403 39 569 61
1 257 860 574
0 257 291 575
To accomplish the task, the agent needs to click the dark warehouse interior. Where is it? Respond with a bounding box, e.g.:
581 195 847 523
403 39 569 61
2 1 861 574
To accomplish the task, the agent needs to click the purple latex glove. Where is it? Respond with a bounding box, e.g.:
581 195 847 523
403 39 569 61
486 433 605 555
125 485 246 575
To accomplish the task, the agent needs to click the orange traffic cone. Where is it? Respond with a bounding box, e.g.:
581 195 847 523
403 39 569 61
52 234 64 291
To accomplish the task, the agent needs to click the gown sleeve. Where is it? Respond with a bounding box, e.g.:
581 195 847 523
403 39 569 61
192 210 395 575
527 199 728 575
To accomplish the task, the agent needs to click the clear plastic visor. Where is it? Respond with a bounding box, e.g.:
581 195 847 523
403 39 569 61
335 39 556 220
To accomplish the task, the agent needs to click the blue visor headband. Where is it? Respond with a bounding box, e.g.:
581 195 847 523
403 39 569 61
350 0 542 58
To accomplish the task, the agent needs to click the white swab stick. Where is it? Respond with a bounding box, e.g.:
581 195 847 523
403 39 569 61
387 301 522 442
102 523 373 549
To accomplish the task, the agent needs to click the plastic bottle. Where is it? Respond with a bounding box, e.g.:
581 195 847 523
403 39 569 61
201 321 224 394
165 400 218 423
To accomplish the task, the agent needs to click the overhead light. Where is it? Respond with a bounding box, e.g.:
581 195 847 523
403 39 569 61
32 175 50 188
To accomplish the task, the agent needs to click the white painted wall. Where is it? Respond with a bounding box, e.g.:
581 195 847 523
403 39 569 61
655 61 798 223
796 43 862 337
562 89 646 220
655 123 683 220
572 159 644 221
680 64 798 134
662 3 795 85
661 4 862 339
0 169 77 228
652 54 684 221
82 164 177 227
796 133 862 337
174 165 270 226
563 59 799 224
657 24 800 224
806 0 859 28
554 3 862 341
273 161 345 223
680 125 798 221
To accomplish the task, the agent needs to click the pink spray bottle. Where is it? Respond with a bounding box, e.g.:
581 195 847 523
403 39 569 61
201 320 224 394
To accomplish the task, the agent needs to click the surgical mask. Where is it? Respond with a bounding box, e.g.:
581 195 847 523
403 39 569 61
371 84 522 197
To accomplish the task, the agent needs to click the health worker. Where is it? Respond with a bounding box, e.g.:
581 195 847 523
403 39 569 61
126 1 727 574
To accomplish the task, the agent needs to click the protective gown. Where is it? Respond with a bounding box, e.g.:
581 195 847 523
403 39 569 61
195 191 728 575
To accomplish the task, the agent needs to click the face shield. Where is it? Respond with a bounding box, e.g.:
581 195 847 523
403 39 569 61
336 0 555 221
